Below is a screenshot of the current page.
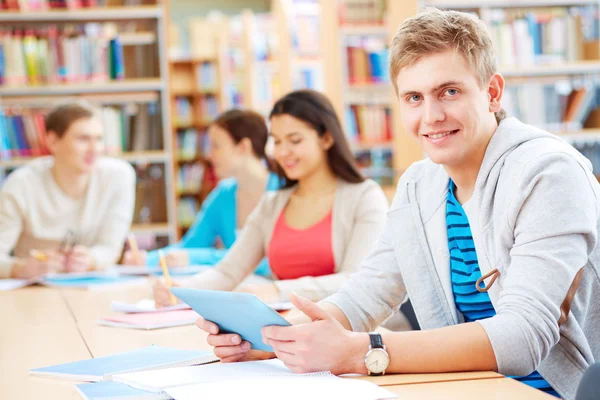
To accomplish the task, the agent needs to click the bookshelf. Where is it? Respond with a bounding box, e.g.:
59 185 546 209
168 25 226 238
320 0 422 189
0 1 178 245
421 0 600 146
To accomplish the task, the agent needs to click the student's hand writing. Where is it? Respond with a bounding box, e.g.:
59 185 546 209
65 245 94 272
196 316 276 363
122 249 147 266
261 293 368 375
152 279 182 307
236 283 280 304
165 250 189 267
11 251 65 279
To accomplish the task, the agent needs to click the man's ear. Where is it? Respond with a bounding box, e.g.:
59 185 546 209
45 130 60 154
488 73 505 113
238 137 254 155
320 131 334 151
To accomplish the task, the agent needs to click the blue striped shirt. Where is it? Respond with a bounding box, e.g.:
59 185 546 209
446 180 559 398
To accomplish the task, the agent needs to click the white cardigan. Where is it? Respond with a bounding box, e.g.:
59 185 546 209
186 178 389 301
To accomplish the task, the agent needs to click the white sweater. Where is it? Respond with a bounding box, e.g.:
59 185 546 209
0 156 136 278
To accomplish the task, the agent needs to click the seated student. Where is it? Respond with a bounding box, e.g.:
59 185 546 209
0 102 135 279
122 109 278 277
199 9 600 399
154 90 389 306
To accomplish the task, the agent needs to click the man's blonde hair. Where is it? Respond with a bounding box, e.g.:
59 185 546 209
389 8 505 120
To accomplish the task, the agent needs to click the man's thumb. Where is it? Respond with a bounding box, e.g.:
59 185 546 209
290 292 331 322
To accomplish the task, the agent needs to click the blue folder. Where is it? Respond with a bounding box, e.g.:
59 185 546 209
30 345 217 382
171 288 291 352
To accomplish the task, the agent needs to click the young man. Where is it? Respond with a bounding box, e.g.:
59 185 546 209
198 8 600 399
0 102 136 279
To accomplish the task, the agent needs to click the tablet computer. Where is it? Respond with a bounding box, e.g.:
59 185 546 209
171 287 291 352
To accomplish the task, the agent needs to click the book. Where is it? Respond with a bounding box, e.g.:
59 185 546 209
96 309 199 330
113 359 334 393
76 381 169 400
29 345 218 382
0 272 145 291
110 298 191 313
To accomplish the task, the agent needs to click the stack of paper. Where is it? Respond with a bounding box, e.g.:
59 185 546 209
111 299 191 313
113 359 395 400
97 310 199 330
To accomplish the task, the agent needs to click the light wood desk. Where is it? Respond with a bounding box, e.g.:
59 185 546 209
2 285 555 399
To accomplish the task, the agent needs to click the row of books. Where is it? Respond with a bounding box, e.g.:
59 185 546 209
177 163 205 194
338 0 385 26
0 102 162 158
178 197 199 228
196 62 218 92
481 6 599 67
224 17 245 109
574 142 600 174
0 0 97 10
173 97 192 126
345 37 389 85
176 128 209 161
293 65 321 91
197 96 220 123
502 81 598 133
0 25 125 86
345 104 392 145
290 12 319 56
356 148 393 185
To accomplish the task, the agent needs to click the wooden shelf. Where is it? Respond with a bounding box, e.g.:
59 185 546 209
501 61 600 78
0 6 162 22
556 129 600 145
0 151 168 168
0 91 160 106
425 0 598 8
0 78 164 96
178 191 201 197
346 83 394 104
353 142 394 152
130 223 171 235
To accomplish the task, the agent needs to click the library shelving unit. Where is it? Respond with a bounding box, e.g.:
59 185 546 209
0 1 177 244
169 21 226 238
319 0 422 193
423 0 600 144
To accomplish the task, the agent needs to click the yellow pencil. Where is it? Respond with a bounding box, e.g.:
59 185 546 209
30 249 48 262
158 250 176 305
127 233 141 265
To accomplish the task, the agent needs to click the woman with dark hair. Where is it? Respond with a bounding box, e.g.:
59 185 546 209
123 109 279 276
153 90 388 306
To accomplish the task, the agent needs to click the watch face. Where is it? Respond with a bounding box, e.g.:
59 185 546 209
365 348 389 374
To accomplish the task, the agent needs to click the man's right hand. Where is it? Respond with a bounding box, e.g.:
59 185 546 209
11 251 66 279
196 316 276 363
121 250 147 266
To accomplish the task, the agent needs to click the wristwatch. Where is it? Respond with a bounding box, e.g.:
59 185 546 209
364 332 389 376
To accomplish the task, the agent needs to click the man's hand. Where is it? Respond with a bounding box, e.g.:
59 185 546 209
122 249 147 266
65 245 94 272
165 250 189 267
11 251 66 279
196 316 276 363
261 293 369 375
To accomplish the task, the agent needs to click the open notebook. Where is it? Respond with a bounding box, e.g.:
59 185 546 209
113 359 395 400
97 310 199 330
29 345 217 382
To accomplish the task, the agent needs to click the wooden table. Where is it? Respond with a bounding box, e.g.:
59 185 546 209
1 285 554 399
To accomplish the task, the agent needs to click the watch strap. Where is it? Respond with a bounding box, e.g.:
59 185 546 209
368 332 384 349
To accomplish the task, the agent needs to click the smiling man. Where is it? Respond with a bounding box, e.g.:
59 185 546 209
199 8 600 400
0 102 136 279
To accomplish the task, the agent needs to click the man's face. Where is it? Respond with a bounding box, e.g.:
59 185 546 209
47 117 104 174
396 48 503 168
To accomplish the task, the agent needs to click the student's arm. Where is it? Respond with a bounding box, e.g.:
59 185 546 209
0 184 24 278
273 183 389 301
265 153 597 376
146 185 223 266
89 164 136 269
183 193 271 290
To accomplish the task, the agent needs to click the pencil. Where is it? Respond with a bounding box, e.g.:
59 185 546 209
30 249 48 262
127 233 141 264
158 250 176 305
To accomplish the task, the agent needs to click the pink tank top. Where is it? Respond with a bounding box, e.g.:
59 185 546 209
267 209 335 280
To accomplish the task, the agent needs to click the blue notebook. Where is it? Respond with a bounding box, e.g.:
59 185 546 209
171 288 291 352
76 381 169 400
30 345 218 382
